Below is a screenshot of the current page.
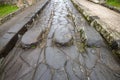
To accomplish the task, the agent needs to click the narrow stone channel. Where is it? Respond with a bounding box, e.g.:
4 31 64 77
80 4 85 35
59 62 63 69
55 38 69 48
0 0 120 80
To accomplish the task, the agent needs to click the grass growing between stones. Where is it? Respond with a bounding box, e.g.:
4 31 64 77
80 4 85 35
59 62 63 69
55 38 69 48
0 4 18 18
106 0 120 9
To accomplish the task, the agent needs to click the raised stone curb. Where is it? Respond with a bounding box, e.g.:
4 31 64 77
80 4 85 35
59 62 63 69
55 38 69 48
0 0 49 58
0 8 25 25
71 0 120 56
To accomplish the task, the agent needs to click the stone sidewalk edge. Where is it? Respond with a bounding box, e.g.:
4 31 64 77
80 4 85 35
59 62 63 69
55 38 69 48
0 8 25 25
71 0 120 57
0 0 50 58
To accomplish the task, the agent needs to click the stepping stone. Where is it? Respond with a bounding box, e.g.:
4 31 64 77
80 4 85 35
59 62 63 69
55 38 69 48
53 27 72 46
21 27 43 48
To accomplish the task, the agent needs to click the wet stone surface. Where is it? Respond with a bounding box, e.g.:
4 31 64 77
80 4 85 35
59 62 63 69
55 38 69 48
0 0 120 80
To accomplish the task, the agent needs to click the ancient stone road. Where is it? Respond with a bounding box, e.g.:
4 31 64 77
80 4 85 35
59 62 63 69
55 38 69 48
0 0 120 80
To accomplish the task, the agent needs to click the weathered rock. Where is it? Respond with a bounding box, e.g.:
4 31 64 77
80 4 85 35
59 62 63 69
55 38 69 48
53 27 72 46
45 47 67 69
18 70 34 80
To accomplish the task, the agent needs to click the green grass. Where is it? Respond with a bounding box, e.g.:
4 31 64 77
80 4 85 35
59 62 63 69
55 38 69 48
0 4 18 18
106 0 120 9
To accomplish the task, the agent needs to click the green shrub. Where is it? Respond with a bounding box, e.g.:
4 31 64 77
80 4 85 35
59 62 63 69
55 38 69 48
0 4 18 18
106 0 120 8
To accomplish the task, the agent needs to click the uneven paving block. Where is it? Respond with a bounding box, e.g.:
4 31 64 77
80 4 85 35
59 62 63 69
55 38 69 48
65 60 85 80
79 48 98 69
20 48 41 67
19 70 34 80
90 63 120 80
53 70 68 80
46 47 67 69
15 62 34 80
60 46 79 60
79 48 98 70
34 63 52 80
3 58 22 80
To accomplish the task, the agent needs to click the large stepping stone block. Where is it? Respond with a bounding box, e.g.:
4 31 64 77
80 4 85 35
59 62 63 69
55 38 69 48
53 27 73 46
21 27 43 48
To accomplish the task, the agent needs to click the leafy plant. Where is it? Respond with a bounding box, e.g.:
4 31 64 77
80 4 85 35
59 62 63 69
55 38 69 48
0 4 18 18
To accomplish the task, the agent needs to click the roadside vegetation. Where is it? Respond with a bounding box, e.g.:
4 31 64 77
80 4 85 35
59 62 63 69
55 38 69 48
106 0 120 8
0 4 18 18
